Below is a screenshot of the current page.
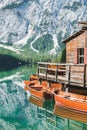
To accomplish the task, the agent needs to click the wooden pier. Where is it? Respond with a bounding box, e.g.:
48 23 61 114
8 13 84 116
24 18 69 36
37 62 87 88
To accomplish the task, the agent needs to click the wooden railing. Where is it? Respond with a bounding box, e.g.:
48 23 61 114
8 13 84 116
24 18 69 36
37 62 87 87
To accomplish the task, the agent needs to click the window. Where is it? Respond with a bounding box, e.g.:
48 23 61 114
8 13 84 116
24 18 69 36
78 48 84 64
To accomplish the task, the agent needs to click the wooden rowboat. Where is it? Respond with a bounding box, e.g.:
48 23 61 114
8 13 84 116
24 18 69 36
24 74 62 100
54 91 87 113
54 102 87 123
24 79 54 100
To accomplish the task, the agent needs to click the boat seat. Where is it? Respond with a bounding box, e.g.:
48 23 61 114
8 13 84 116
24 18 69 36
64 95 70 99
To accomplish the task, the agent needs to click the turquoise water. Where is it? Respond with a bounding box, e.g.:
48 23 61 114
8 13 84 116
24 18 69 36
0 65 87 130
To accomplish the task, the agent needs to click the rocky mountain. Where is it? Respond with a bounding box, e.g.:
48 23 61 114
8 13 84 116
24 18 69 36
0 0 87 54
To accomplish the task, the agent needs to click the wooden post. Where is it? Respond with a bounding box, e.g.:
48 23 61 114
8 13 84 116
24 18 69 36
46 64 48 80
37 63 39 78
56 64 58 82
83 64 86 88
68 65 71 85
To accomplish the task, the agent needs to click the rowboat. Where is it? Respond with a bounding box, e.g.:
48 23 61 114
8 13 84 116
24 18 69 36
24 78 54 100
54 102 87 123
54 91 87 113
24 74 62 100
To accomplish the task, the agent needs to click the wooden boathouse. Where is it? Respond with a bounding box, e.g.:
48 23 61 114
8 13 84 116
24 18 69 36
37 22 87 95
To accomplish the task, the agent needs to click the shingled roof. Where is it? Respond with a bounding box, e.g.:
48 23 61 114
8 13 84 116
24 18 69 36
62 22 87 43
62 29 85 43
78 21 87 27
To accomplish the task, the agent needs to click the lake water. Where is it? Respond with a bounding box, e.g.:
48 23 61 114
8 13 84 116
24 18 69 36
0 65 87 130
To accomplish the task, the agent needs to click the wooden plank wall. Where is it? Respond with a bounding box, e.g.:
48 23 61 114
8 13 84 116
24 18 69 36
85 31 87 47
66 32 86 63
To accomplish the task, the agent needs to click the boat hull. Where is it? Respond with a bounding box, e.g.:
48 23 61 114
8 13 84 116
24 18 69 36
28 86 44 100
54 103 87 123
55 93 87 113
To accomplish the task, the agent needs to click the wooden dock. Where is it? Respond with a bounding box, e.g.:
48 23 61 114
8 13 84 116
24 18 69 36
37 62 87 88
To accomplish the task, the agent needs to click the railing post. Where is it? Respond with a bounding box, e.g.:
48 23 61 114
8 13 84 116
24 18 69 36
46 64 48 80
83 64 86 88
37 63 39 78
56 64 58 82
68 65 71 85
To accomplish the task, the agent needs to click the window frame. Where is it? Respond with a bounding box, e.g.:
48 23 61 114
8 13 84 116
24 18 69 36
77 48 84 64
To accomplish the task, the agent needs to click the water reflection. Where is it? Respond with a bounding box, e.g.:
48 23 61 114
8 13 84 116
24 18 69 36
0 65 87 130
30 95 87 130
0 64 36 81
0 65 59 130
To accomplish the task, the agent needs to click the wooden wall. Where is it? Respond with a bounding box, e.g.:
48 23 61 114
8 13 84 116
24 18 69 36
66 31 86 63
85 31 87 47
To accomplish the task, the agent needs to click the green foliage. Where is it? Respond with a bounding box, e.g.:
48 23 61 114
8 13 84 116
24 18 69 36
57 31 65 48
14 33 65 63
26 36 35 47
33 34 54 53
60 47 66 63
0 39 66 71
0 47 16 57
0 53 28 71
0 47 29 71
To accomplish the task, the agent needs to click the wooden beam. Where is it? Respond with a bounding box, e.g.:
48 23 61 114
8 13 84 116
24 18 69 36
56 65 58 82
46 64 48 80
68 65 71 85
83 64 86 87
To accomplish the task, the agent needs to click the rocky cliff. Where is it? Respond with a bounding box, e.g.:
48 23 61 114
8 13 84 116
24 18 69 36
0 0 87 54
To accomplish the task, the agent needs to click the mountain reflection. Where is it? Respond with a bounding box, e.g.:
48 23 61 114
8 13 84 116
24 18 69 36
0 65 87 130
